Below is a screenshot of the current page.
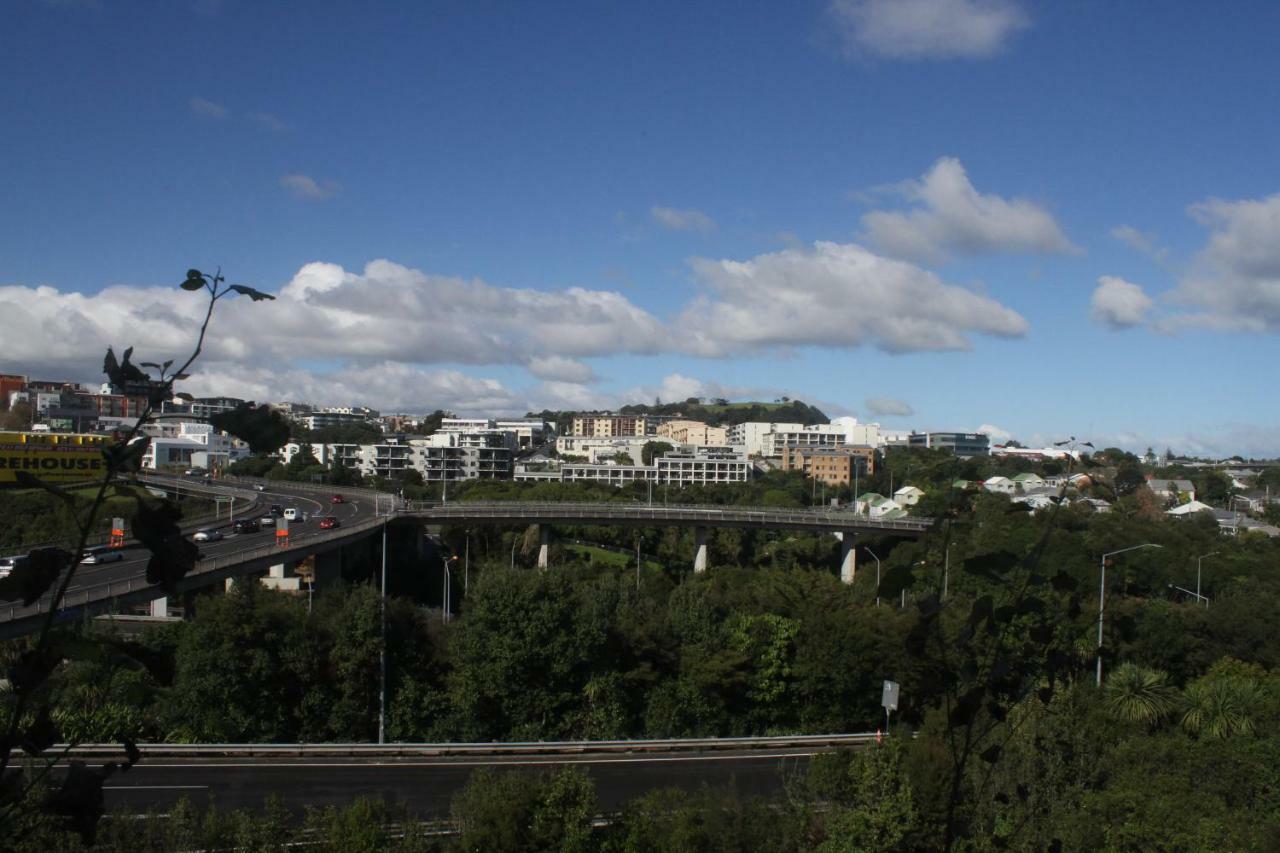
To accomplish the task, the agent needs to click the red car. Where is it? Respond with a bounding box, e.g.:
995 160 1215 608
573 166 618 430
331 494 345 504
319 517 340 530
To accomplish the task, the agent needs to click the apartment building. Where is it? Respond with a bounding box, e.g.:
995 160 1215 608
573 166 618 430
780 445 875 487
656 451 750 486
656 419 729 446
571 414 654 438
726 422 848 457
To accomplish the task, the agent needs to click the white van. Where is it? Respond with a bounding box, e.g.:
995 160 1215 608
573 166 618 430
283 508 306 522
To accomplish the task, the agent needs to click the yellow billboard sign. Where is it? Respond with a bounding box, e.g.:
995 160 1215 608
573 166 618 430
0 432 108 487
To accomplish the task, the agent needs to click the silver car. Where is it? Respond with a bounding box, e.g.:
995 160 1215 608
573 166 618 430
80 549 124 564
193 529 224 542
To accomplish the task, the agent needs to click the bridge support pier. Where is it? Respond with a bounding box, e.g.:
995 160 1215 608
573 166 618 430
314 549 342 588
149 596 168 618
840 532 857 584
693 526 708 574
537 526 551 570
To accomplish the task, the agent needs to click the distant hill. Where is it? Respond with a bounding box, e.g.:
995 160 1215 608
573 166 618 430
525 399 829 433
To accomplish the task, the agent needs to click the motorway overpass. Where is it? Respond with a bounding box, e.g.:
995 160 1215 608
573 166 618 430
0 475 933 639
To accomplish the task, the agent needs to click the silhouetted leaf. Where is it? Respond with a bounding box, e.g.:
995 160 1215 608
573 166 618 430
879 563 914 598
174 392 194 401
121 739 141 770
180 269 206 291
979 744 1002 763
963 551 1019 582
228 284 275 301
102 436 150 475
102 346 148 389
9 643 62 694
44 761 114 845
987 701 1008 722
1028 623 1056 644
0 547 70 605
950 687 984 727
210 402 290 454
97 637 176 686
131 500 200 592
1050 571 1078 593
967 595 994 629
21 706 58 756
139 362 161 370
13 471 76 505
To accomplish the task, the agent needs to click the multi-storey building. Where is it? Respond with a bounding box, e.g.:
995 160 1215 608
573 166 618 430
908 432 990 457
656 419 729 446
780 445 875 487
656 450 750 486
571 414 653 438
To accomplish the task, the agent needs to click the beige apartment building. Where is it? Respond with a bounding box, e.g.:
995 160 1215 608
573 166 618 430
570 415 651 437
780 445 876 487
655 419 728 446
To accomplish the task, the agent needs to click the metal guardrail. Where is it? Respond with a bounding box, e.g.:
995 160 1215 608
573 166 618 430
57 732 882 758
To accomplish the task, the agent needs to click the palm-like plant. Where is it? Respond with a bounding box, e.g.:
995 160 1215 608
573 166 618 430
1181 677 1265 739
1104 662 1178 727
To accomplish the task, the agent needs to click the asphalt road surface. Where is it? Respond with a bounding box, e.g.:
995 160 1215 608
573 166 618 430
61 483 373 601
100 748 817 815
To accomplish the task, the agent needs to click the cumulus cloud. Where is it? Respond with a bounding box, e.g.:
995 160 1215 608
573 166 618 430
1168 194 1280 332
1091 276 1153 329
860 158 1076 263
865 396 914 417
827 0 1029 61
976 423 1013 443
280 174 340 201
651 206 716 233
525 355 597 384
1110 225 1169 263
189 97 228 119
675 240 1028 355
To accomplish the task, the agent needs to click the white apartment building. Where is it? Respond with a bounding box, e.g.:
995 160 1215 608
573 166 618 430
726 422 849 457
656 451 750 486
561 463 658 486
141 422 246 470
555 435 652 461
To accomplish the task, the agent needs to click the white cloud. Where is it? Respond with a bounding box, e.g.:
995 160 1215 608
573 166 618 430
1110 225 1169 263
280 174 340 201
1168 194 1280 332
1090 276 1153 330
248 112 288 133
525 355 597 384
189 97 228 119
976 423 1013 443
651 206 716 233
860 157 1076 263
865 396 914 416
827 0 1029 61
675 240 1028 355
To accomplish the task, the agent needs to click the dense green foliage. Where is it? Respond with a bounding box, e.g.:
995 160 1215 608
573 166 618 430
0 488 215 551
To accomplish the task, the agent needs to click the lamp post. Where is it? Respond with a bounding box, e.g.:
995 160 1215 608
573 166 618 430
378 521 387 744
866 546 882 607
1097 543 1163 686
1196 551 1218 607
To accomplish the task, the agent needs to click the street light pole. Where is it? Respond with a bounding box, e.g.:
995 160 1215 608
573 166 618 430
1097 543 1163 686
1196 551 1218 607
867 546 882 607
378 521 387 744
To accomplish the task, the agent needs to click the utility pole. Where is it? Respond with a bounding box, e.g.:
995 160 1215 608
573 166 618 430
378 522 387 744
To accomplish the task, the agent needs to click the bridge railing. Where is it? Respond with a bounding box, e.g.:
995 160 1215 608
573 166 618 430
402 499 935 530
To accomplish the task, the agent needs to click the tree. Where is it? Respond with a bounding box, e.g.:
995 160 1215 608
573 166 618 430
641 441 674 465
1114 461 1145 497
1104 663 1178 727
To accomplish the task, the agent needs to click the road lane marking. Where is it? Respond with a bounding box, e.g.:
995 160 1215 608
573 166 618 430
102 752 820 770
103 785 210 790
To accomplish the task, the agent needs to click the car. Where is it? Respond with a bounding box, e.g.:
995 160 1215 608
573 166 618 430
185 468 205 476
259 515 278 527
270 504 284 517
254 484 267 492
233 519 260 534
318 516 340 530
193 529 223 542
80 549 124 564
331 494 345 504
0 555 29 578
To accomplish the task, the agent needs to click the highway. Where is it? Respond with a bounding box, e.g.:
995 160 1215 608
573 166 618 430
0 475 932 638
92 747 826 815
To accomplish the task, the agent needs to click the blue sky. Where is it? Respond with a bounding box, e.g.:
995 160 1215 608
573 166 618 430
3 0 1280 457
